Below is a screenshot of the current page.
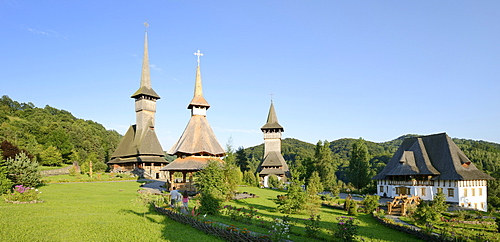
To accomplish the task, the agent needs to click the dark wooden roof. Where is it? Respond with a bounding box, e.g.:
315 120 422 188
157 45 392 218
257 151 290 176
168 115 225 157
373 133 494 180
108 125 165 164
261 102 284 131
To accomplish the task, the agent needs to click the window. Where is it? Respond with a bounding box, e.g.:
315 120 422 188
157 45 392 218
421 187 426 196
479 188 483 196
464 188 468 197
448 188 454 197
472 188 475 197
437 188 443 194
380 186 384 193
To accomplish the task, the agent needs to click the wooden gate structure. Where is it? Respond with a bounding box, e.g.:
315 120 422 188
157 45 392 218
387 195 420 216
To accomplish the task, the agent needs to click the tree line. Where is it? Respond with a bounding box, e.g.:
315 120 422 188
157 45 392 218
0 95 122 170
234 136 500 208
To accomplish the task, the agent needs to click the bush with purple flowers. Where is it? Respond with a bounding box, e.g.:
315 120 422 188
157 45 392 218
333 216 359 242
3 184 42 203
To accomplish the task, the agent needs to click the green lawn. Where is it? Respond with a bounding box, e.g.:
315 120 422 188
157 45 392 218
197 187 424 242
0 181 222 242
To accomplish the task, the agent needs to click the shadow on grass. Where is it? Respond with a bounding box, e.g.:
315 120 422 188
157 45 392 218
119 205 161 224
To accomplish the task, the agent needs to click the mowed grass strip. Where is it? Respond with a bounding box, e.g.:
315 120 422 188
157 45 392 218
0 181 222 242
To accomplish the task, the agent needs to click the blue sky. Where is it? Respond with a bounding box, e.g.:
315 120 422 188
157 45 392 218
1 1 499 150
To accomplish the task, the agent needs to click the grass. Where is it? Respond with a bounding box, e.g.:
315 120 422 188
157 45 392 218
0 181 222 242
41 173 136 183
194 187 424 241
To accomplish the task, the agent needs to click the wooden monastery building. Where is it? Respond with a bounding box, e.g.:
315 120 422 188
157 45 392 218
257 101 290 187
373 133 494 211
160 51 225 191
107 29 168 179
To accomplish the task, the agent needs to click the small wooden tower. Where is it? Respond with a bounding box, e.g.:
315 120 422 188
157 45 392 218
257 101 290 187
161 50 225 191
107 25 167 179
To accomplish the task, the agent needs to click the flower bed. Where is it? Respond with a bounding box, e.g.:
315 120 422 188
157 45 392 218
2 185 44 204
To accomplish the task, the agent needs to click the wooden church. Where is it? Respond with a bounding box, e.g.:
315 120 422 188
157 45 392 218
373 133 493 211
160 51 225 191
257 101 290 187
107 28 168 179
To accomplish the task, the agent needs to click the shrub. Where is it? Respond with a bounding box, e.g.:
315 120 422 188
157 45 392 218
276 179 306 214
333 216 359 242
268 175 280 188
305 214 321 238
5 152 41 188
0 166 13 194
347 201 358 216
362 194 380 213
3 184 41 202
269 216 291 241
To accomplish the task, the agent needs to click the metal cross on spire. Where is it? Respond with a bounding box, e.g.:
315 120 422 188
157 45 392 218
270 93 274 102
194 50 203 66
144 21 149 31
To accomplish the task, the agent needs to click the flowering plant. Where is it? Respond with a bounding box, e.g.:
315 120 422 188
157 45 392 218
3 185 41 203
269 216 291 241
333 216 359 242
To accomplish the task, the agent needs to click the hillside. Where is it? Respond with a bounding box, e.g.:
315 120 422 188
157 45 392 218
0 95 122 166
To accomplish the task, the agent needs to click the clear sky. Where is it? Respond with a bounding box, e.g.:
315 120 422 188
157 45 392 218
1 1 499 150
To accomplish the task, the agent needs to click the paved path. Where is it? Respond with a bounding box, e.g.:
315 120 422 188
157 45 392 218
138 179 167 194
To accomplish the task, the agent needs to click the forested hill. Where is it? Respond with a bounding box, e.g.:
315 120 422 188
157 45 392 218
242 135 500 177
0 95 122 166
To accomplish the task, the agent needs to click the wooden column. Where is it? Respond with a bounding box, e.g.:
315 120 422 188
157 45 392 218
169 172 174 190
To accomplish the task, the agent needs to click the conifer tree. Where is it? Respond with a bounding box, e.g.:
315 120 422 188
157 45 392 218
306 171 323 215
347 138 371 190
313 140 338 192
5 152 41 187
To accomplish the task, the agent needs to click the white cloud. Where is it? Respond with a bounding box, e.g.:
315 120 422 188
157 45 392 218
26 27 67 40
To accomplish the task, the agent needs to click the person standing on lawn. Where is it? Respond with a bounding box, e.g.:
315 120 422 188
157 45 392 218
170 187 181 207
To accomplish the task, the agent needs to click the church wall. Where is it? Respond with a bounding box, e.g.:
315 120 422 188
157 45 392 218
264 139 281 156
377 179 489 212
135 99 156 112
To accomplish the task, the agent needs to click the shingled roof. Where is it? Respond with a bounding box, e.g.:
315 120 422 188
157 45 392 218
261 101 283 131
256 151 290 176
167 115 225 156
188 65 210 109
108 125 165 164
130 31 160 100
373 133 493 180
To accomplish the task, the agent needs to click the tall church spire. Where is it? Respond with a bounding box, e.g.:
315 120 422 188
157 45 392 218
131 23 160 131
261 101 284 131
188 50 210 110
108 23 166 180
131 24 160 99
257 100 289 187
